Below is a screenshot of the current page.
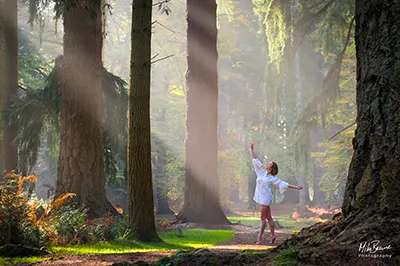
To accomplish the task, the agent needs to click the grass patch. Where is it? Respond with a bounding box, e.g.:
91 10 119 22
228 215 326 231
51 229 234 255
161 229 234 248
0 256 51 265
228 216 260 228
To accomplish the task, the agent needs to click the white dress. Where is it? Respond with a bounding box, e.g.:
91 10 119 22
252 158 289 205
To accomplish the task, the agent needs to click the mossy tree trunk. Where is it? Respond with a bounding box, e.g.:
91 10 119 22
0 0 18 175
278 1 400 264
177 0 230 224
56 0 117 218
127 0 160 242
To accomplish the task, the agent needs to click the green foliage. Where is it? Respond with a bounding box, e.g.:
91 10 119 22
254 0 289 68
311 42 356 201
51 205 90 245
0 173 126 248
0 174 42 247
53 205 127 245
311 0 355 57
12 54 129 183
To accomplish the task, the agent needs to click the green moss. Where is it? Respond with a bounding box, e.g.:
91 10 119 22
268 248 299 266
240 249 270 259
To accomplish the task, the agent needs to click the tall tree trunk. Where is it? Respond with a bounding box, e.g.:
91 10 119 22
177 0 230 224
0 0 4 178
127 0 160 241
295 51 307 215
342 0 400 225
244 116 257 210
278 2 400 264
154 82 174 215
56 0 117 218
0 0 18 174
308 26 326 208
281 188 300 204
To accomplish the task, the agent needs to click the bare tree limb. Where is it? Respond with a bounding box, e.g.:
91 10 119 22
153 0 171 6
151 54 174 64
328 121 356 141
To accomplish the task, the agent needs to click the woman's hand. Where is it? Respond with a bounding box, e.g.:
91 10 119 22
250 142 254 150
297 186 303 190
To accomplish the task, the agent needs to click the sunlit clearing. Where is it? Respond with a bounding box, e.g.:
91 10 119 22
162 229 234 248
51 229 234 254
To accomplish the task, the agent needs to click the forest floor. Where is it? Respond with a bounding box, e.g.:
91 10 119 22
33 204 335 266
34 226 293 266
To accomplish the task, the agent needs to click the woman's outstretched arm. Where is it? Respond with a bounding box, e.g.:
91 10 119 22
288 184 303 190
250 142 257 159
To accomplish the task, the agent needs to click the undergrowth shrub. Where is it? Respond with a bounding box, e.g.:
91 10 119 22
0 173 126 248
0 173 42 246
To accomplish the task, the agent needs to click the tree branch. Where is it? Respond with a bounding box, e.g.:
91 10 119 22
328 121 356 141
151 54 174 64
153 0 171 7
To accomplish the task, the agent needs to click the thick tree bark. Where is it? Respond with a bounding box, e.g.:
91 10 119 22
177 0 230 224
0 0 18 174
56 0 117 218
277 1 400 264
0 0 4 178
127 0 160 241
342 0 400 223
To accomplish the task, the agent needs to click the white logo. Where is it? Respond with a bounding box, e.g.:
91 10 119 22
358 240 392 259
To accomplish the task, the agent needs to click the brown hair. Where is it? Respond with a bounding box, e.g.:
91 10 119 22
271 162 278 176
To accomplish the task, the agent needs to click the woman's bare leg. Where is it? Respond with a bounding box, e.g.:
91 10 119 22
265 206 276 243
256 205 268 244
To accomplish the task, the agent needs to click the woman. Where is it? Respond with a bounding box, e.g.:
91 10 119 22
250 142 303 245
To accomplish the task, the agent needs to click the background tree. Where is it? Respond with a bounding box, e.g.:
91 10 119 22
278 1 400 264
127 0 160 241
0 0 18 174
55 0 117 218
177 0 230 224
0 0 4 177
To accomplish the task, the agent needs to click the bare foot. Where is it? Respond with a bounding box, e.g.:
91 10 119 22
270 235 277 244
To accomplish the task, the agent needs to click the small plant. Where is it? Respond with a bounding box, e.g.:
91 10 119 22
0 173 41 246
